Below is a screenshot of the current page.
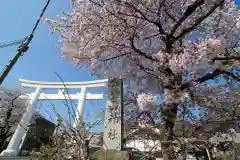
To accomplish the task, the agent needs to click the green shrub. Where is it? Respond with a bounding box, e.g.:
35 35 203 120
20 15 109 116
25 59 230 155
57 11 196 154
215 154 235 160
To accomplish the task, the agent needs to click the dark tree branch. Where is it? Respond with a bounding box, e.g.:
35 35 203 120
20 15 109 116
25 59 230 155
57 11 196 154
129 36 158 62
106 8 129 29
181 69 239 90
219 70 240 81
136 111 156 126
132 58 159 79
175 1 223 40
193 69 239 83
129 35 176 78
164 69 239 91
124 2 166 35
100 53 133 61
157 0 166 16
213 56 240 61
163 8 177 22
169 0 204 37
161 0 177 22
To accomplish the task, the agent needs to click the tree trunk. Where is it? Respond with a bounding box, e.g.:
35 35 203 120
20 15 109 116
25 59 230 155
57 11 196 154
0 131 9 152
0 106 13 152
162 103 178 160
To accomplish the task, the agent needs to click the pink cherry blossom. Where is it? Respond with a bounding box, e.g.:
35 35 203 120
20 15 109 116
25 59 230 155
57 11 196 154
136 93 156 111
47 0 240 118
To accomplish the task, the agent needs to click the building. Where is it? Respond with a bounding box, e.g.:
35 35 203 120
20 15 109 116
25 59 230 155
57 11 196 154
19 114 56 155
124 116 240 159
124 113 162 158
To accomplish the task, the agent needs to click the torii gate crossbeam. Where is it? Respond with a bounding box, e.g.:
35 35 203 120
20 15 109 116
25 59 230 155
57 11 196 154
1 78 109 156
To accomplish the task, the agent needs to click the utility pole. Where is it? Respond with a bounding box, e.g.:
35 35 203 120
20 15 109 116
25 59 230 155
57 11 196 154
0 0 51 85
0 35 33 85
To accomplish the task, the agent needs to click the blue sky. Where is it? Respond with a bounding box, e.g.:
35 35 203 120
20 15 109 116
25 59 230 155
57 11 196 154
0 0 106 131
0 1 97 87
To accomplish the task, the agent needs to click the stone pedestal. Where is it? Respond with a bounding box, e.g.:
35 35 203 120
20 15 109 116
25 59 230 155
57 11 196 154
91 150 130 160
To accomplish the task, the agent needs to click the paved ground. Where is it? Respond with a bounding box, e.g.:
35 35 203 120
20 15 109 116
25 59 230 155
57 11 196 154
0 157 29 160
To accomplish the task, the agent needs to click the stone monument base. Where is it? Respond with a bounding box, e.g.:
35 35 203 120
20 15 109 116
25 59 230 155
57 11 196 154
0 149 19 157
91 149 130 160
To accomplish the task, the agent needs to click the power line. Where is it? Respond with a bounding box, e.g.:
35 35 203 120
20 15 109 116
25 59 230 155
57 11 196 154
31 0 51 36
0 37 27 49
0 0 51 49
0 0 51 85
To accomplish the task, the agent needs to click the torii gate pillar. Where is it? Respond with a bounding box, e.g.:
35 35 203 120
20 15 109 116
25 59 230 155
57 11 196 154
1 87 42 156
1 78 111 156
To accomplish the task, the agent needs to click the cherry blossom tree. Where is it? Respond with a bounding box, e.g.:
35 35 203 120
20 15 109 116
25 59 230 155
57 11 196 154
46 0 240 159
0 88 27 152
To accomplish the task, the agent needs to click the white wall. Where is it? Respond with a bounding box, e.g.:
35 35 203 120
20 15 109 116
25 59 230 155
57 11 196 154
126 139 161 152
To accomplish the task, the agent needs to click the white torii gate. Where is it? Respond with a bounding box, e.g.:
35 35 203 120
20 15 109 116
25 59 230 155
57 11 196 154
0 78 109 156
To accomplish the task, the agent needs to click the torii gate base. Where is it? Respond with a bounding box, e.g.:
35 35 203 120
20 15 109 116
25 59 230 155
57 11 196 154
0 78 123 156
